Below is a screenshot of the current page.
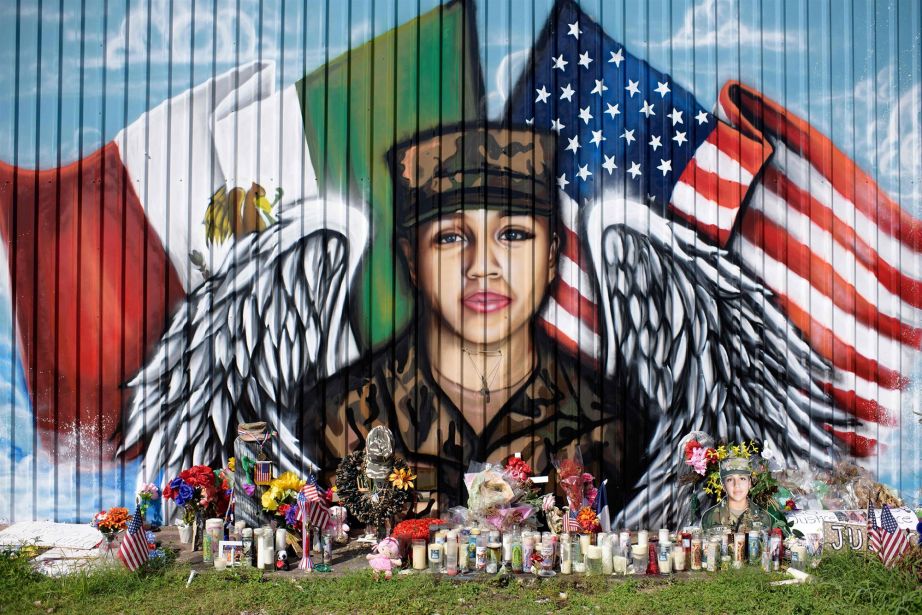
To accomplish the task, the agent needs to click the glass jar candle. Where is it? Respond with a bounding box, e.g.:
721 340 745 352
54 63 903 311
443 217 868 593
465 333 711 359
733 533 746 569
586 545 603 575
559 534 572 574
705 539 719 572
242 528 253 568
601 537 613 574
637 530 649 549
486 541 501 574
428 542 443 574
511 531 524 573
748 530 761 565
613 543 628 575
630 544 647 574
658 528 670 545
690 538 702 571
570 535 583 573
475 537 487 572
412 539 427 570
539 542 555 576
579 534 591 563
262 528 275 570
673 545 686 572
502 531 513 563
658 541 673 574
445 540 459 576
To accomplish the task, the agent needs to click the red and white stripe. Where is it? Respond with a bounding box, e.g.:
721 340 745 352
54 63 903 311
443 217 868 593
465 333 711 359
669 121 769 247
717 81 922 457
540 192 602 365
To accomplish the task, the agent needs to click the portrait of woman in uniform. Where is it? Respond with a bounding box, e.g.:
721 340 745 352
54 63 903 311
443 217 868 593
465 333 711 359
309 124 645 510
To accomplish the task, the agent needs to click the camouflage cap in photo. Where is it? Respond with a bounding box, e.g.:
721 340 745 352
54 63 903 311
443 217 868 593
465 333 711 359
389 124 556 228
719 456 752 480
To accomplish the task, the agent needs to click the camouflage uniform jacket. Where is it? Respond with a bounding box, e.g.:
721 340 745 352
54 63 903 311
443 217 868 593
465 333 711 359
301 330 647 513
701 499 773 533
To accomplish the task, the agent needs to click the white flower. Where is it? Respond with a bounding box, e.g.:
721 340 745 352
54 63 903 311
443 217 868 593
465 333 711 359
761 439 786 472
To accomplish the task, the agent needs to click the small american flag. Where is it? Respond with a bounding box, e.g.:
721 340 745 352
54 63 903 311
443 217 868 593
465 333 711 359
867 500 881 554
562 508 578 534
297 475 330 530
117 503 149 571
877 505 910 568
253 461 272 485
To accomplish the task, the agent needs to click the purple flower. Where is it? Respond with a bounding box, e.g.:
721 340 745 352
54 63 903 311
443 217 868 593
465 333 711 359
243 483 256 497
285 505 299 527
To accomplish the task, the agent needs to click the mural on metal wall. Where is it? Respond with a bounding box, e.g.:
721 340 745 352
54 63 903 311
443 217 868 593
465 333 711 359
0 0 920 524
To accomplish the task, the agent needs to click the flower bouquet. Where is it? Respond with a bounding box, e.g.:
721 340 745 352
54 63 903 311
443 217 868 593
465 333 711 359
162 465 230 550
552 448 600 534
260 471 307 530
91 506 129 560
391 517 446 562
138 483 161 526
462 458 536 531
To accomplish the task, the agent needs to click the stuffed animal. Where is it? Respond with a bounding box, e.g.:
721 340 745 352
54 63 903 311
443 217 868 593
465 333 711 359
366 536 402 580
275 549 289 571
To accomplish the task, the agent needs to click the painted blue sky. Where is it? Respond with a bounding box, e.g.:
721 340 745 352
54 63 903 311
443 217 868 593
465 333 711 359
0 0 920 521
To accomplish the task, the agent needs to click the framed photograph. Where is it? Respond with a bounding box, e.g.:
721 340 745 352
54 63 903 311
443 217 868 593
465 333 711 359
218 540 245 566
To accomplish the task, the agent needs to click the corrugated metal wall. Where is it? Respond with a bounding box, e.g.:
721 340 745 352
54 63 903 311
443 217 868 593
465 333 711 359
0 0 919 525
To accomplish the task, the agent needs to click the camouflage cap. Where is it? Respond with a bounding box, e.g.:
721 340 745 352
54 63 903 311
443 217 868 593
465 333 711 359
389 124 556 228
719 456 752 480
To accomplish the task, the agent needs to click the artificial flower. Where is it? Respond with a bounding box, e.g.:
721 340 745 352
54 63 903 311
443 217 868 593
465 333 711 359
684 439 702 460
541 493 556 513
262 486 283 511
271 471 306 493
784 498 798 511
227 457 236 473
504 456 533 484
388 467 417 491
576 506 600 533
687 446 709 475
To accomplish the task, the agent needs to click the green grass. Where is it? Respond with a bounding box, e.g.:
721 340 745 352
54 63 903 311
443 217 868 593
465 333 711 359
1 550 919 615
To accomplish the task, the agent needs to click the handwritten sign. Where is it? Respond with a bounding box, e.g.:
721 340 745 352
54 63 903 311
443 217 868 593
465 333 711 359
822 522 868 553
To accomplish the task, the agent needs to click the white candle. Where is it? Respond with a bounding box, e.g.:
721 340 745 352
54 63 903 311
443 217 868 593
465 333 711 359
412 539 427 571
502 532 512 562
254 529 265 569
275 528 288 555
601 540 613 574
658 528 670 545
613 554 628 574
637 530 649 548
214 557 227 571
579 534 591 563
673 546 686 571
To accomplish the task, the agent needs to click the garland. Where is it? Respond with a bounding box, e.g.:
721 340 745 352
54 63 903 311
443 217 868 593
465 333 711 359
335 450 412 527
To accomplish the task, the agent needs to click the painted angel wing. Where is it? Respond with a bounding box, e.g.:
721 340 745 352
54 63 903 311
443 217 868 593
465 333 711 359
120 196 369 486
584 191 852 528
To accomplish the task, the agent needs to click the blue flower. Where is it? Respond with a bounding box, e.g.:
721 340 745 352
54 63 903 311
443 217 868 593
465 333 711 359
175 483 195 507
145 530 156 544
148 549 164 559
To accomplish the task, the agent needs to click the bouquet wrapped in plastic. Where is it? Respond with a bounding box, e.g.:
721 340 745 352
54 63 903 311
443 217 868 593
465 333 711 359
460 458 537 531
552 448 601 534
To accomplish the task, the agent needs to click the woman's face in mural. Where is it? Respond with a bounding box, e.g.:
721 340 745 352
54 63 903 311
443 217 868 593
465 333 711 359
724 474 752 506
401 209 557 346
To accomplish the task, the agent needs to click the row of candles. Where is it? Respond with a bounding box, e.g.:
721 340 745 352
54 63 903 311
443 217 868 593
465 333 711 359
206 519 335 571
411 526 789 576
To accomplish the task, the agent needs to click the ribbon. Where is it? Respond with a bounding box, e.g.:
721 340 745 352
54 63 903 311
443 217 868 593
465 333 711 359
238 456 257 496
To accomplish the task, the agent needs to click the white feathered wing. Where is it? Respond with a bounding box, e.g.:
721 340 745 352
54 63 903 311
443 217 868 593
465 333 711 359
120 196 369 487
583 191 856 528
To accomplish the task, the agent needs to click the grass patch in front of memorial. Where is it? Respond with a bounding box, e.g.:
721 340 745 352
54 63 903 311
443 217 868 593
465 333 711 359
3 549 920 615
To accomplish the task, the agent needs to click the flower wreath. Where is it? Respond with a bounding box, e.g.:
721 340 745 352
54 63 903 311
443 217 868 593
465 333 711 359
335 450 413 527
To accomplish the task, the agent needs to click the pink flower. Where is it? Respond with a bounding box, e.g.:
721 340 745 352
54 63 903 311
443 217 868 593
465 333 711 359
585 486 598 508
542 493 556 512
687 446 709 475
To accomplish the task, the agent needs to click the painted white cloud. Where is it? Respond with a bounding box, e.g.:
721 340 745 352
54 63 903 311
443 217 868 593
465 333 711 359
659 0 802 52
106 0 277 68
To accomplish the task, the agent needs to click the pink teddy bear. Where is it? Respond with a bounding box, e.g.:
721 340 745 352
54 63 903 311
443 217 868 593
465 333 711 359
366 536 402 580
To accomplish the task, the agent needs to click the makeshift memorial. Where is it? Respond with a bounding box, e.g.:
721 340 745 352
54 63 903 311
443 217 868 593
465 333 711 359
367 536 403 580
335 426 414 531
162 465 230 551
90 506 129 562
681 436 781 533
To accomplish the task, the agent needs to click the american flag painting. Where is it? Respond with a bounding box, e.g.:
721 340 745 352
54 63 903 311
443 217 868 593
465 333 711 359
117 504 149 572
507 0 763 363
